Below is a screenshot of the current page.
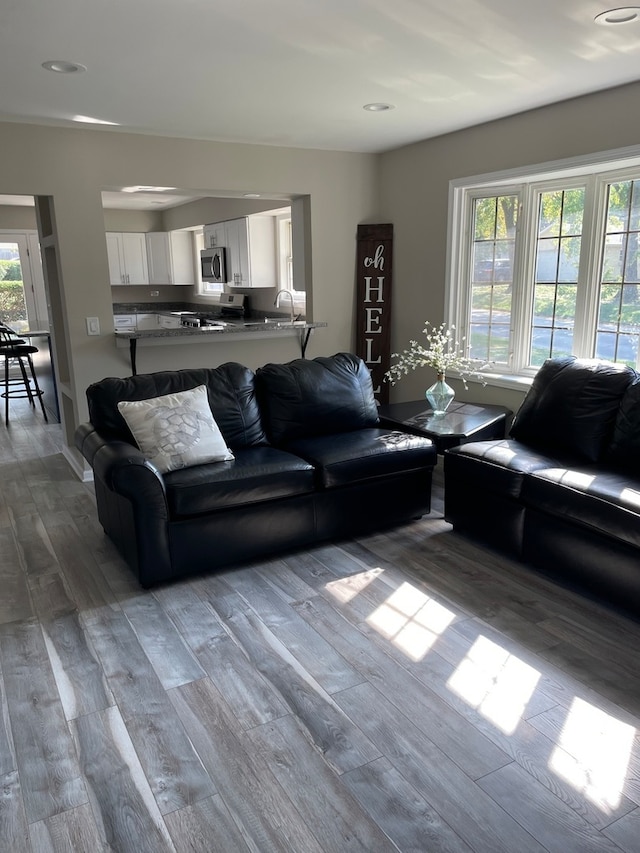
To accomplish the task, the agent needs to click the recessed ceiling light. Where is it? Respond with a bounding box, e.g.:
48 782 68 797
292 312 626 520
594 6 640 25
243 193 261 198
121 186 177 193
363 103 395 112
42 60 87 73
72 115 119 126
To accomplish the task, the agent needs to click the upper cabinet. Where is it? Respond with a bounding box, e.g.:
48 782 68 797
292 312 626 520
146 231 195 286
107 231 195 286
203 215 276 288
203 222 227 250
106 232 149 285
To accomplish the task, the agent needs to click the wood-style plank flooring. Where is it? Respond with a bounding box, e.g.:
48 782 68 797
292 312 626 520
2 399 640 852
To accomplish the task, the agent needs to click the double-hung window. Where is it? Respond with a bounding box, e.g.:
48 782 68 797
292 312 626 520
447 150 640 384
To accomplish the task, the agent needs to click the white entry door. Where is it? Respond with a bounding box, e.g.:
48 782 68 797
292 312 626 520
0 232 48 332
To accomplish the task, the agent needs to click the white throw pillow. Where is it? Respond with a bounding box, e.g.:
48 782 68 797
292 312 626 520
117 384 234 474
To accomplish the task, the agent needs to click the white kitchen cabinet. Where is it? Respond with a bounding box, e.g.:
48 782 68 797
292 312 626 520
106 232 149 285
146 231 195 286
169 232 196 285
113 313 137 331
146 231 195 285
203 222 227 249
106 234 124 285
226 216 276 288
157 313 183 329
224 218 245 287
145 233 170 284
135 313 159 330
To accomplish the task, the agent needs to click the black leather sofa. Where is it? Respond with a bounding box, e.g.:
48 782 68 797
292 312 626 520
75 352 436 587
444 355 640 617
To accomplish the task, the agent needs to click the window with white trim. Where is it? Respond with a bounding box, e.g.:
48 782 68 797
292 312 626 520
276 214 294 291
448 151 640 381
276 211 306 315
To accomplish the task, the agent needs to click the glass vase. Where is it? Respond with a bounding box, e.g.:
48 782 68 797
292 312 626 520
426 373 455 415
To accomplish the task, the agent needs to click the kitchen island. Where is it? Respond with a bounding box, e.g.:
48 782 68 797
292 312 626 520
114 319 327 374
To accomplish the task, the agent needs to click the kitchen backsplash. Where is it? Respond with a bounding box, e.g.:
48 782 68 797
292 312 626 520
113 299 221 313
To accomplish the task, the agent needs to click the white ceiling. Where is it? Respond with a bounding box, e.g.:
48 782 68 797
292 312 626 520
2 0 640 157
0 189 291 211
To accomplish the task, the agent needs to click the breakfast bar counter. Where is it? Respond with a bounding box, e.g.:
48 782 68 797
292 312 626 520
114 319 327 374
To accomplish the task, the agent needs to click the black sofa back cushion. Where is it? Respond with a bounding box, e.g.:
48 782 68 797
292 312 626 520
86 362 267 449
256 352 379 445
606 380 640 471
509 356 635 463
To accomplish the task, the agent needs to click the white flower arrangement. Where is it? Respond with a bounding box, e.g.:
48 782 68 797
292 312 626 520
385 321 488 388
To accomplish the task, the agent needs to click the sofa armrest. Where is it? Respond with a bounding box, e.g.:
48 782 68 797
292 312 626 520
75 423 168 519
75 423 172 585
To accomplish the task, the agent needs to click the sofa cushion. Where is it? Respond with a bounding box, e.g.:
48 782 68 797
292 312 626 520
509 356 634 463
117 385 234 474
522 466 640 551
256 352 379 445
284 428 435 489
606 380 640 473
164 446 315 517
87 362 267 448
444 439 562 499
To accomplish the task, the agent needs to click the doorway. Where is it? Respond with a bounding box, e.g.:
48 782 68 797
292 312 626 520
0 232 48 332
0 230 59 423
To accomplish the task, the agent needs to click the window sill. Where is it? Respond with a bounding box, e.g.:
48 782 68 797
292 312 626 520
450 371 534 393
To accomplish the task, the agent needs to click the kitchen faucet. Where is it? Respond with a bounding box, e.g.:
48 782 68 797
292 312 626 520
274 289 295 322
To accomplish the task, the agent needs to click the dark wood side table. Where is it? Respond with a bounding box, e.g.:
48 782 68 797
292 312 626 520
378 399 512 453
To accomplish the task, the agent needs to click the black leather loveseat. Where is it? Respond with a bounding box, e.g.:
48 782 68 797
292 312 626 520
75 352 436 587
444 355 640 617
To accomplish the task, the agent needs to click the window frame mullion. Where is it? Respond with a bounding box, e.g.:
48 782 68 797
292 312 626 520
572 174 602 358
509 187 535 375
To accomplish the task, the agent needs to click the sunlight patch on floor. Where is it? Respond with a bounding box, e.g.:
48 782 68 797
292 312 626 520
548 697 635 811
446 635 540 734
364 582 456 661
324 567 384 603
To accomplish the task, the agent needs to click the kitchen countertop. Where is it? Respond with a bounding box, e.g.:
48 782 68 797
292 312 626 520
113 318 327 374
113 319 326 338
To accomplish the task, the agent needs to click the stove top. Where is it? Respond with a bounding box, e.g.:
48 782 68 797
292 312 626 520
181 314 227 328
175 295 246 328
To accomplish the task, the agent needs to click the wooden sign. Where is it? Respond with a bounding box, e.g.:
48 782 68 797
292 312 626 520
355 223 393 404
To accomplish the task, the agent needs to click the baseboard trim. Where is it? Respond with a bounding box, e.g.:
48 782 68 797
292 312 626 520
62 445 93 482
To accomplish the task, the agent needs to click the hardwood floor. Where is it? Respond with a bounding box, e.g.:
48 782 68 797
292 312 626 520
2 399 640 852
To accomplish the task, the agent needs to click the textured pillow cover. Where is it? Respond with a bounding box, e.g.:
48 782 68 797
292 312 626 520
117 384 234 473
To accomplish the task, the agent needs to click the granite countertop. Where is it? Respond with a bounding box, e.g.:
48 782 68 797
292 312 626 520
113 319 326 339
112 303 322 335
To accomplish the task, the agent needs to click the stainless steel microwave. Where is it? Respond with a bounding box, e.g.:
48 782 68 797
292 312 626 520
200 247 227 283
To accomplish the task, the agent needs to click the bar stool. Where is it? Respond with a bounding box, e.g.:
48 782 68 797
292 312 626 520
0 324 48 426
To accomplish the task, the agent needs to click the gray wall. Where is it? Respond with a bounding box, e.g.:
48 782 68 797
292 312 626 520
0 122 378 462
161 197 288 231
0 204 38 230
4 76 640 463
379 78 640 411
103 209 163 232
